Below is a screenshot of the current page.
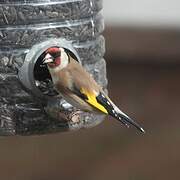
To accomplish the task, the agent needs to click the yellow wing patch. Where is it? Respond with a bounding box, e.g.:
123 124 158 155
80 88 108 114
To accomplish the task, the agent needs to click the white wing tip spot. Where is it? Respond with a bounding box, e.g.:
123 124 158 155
107 101 111 105
140 127 145 133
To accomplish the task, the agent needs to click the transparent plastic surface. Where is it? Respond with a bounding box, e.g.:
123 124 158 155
0 0 106 135
0 0 102 25
0 14 104 48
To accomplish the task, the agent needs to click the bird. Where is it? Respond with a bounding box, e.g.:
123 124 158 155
43 46 145 133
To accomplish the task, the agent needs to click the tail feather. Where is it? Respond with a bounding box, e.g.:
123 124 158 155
111 110 145 133
96 92 145 133
111 105 145 133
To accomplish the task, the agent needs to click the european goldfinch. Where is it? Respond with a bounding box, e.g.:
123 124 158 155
43 47 145 133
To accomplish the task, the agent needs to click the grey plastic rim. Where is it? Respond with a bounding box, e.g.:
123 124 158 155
18 38 81 99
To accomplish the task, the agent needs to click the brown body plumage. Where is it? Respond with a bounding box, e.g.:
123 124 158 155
49 56 100 112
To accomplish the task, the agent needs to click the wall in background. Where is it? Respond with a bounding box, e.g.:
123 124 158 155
103 0 180 28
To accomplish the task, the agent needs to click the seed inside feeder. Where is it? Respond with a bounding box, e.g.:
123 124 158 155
33 49 58 97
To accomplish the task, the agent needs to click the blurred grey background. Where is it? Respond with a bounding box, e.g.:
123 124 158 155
104 0 180 27
1 1 180 180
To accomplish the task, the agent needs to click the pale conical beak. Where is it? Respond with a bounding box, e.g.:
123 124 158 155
43 53 54 64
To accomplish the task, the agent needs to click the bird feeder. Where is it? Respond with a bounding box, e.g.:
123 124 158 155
0 0 107 135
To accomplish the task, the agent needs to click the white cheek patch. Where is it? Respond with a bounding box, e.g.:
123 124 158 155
60 50 69 69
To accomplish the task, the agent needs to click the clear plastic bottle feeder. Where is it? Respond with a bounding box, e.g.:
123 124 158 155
0 0 107 135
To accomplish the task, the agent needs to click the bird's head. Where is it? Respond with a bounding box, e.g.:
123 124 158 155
43 47 69 70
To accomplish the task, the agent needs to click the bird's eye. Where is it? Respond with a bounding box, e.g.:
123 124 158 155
53 51 61 59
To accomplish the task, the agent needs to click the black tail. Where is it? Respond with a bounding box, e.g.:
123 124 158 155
110 110 145 133
96 92 145 133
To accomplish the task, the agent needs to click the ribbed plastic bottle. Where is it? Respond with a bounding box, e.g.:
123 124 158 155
0 0 107 135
